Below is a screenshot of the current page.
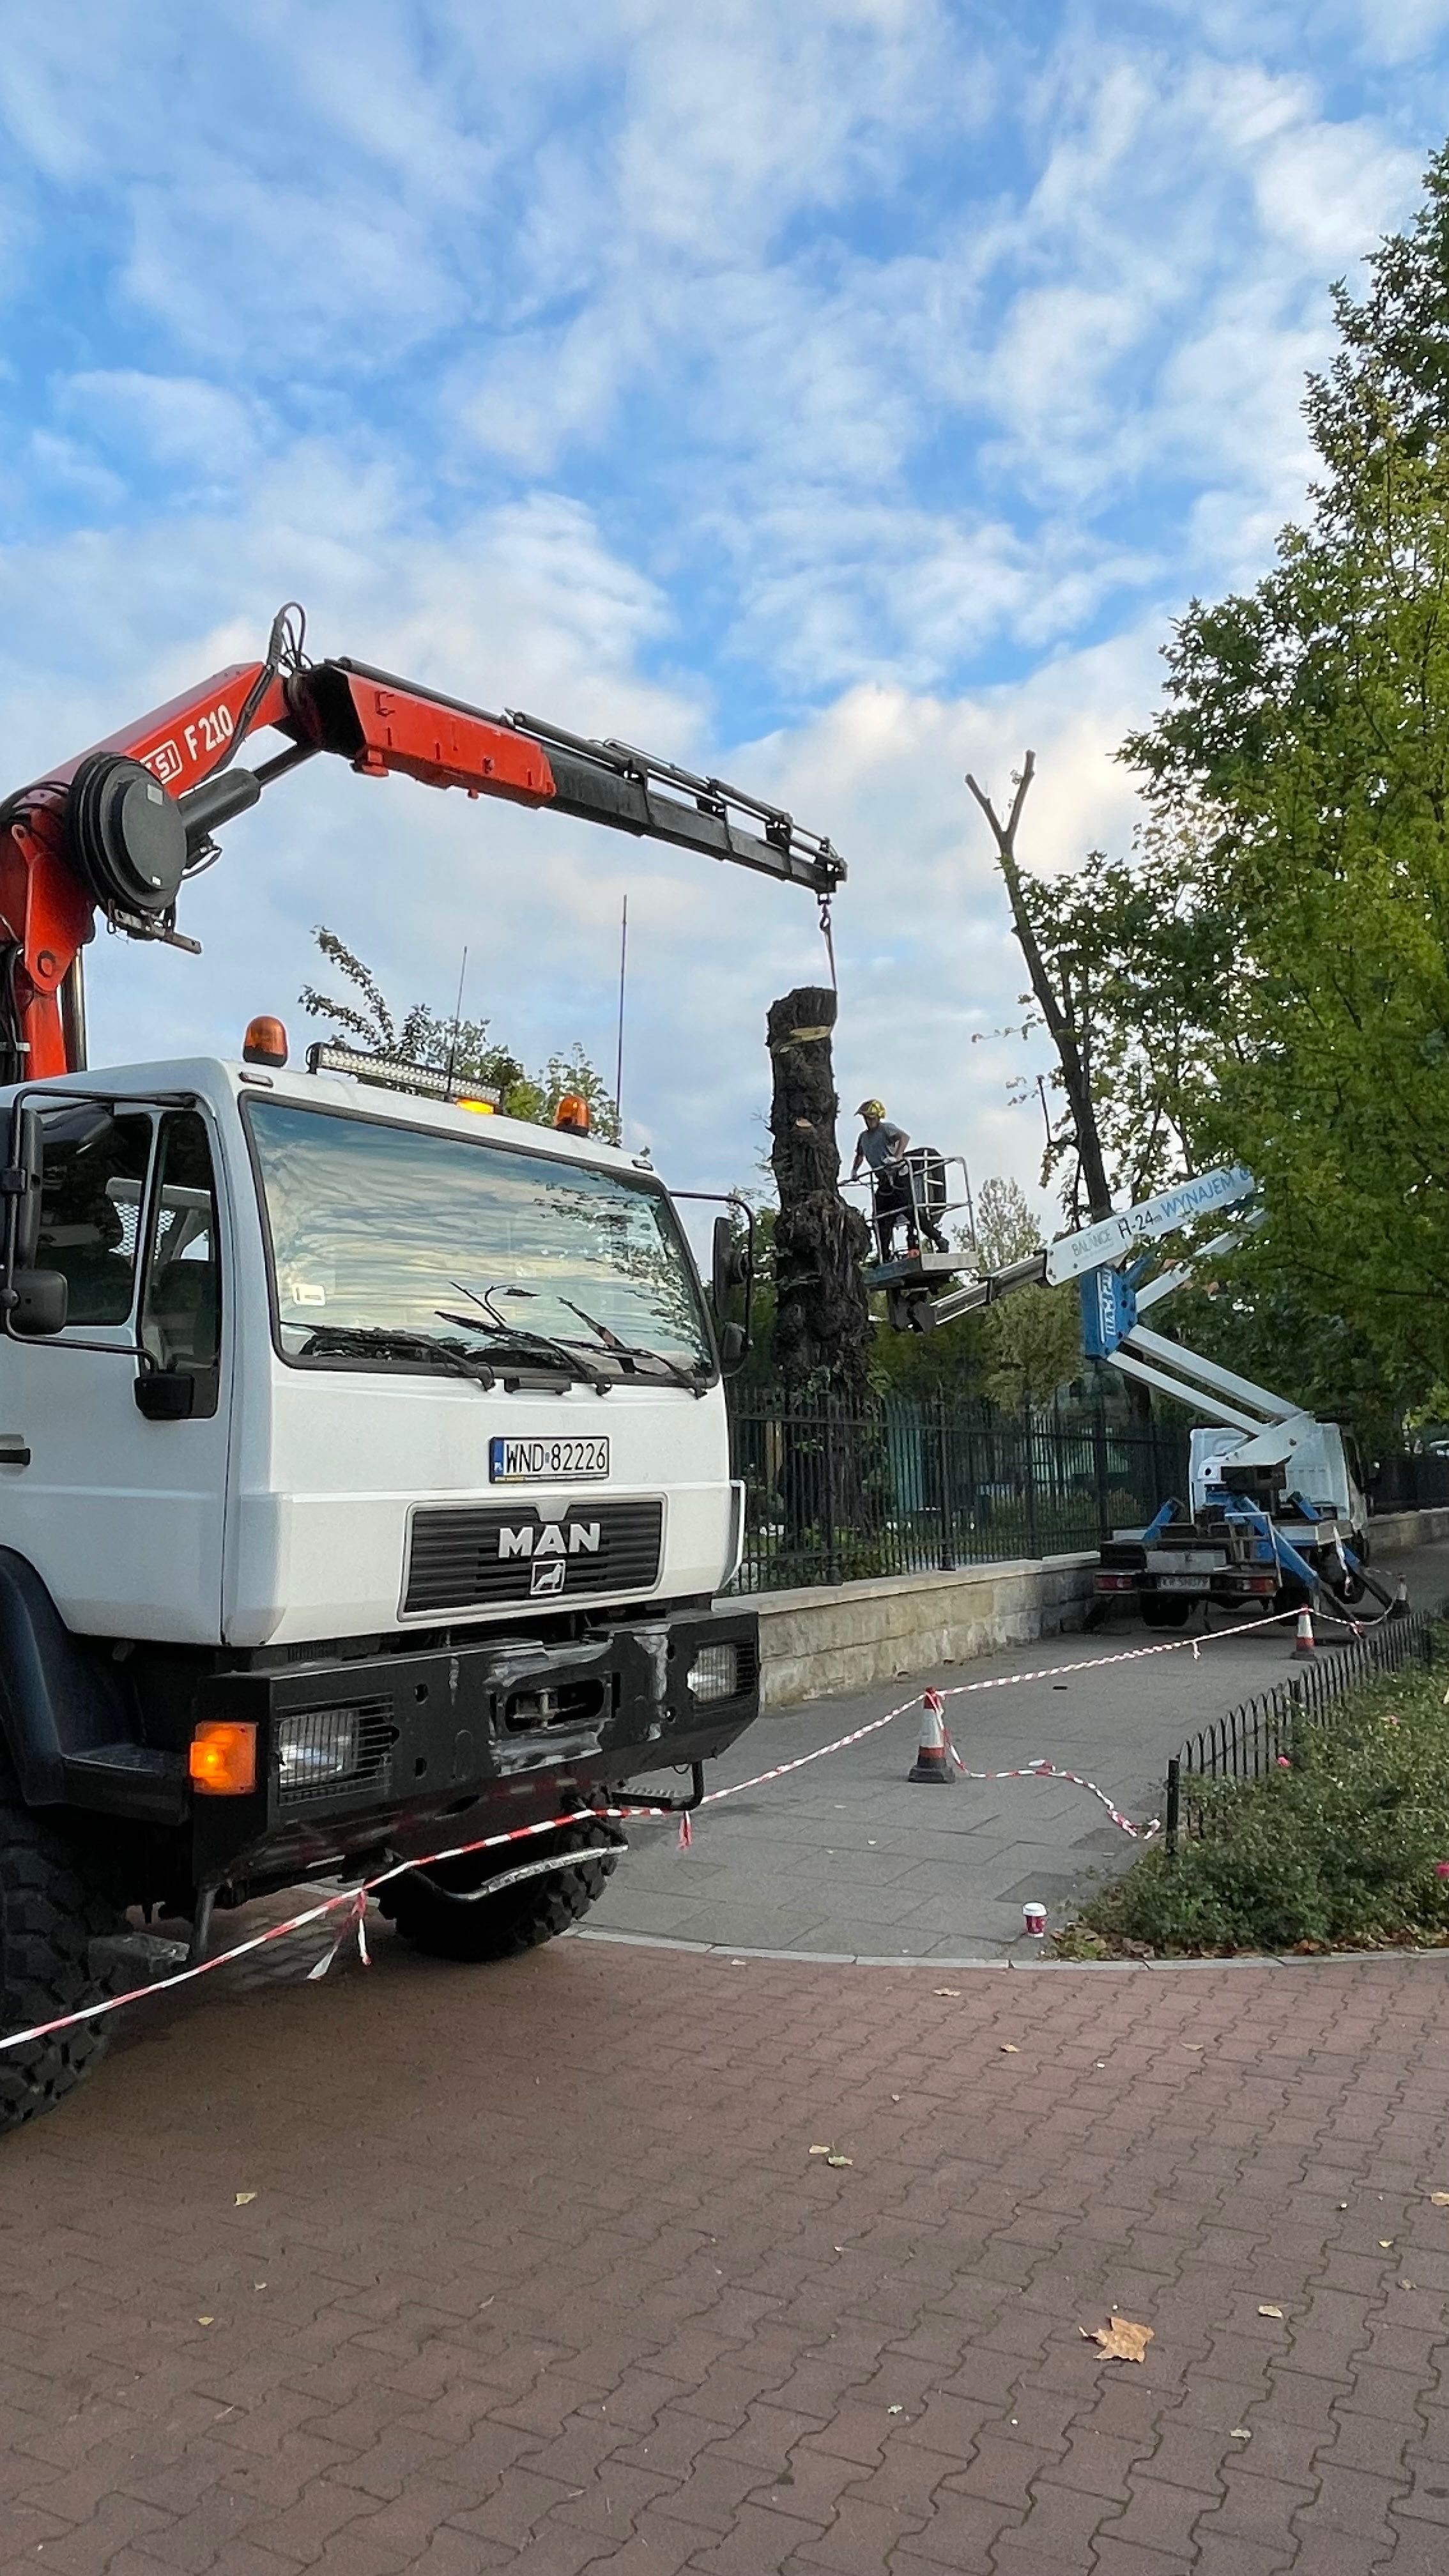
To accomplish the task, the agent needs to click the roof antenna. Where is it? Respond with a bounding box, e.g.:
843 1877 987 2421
614 894 629 1136
444 944 468 1091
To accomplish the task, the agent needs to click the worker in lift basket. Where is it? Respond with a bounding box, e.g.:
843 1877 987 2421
850 1100 946 1260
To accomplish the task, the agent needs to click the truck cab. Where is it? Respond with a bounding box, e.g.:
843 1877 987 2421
0 1052 758 2126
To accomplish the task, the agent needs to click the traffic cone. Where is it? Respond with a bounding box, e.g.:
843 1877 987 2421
908 1689 955 1785
1292 1606 1317 1660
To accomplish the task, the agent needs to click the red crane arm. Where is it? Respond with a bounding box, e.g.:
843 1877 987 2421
0 616 843 1081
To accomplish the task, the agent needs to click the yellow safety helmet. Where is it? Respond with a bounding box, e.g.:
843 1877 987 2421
857 1098 885 1118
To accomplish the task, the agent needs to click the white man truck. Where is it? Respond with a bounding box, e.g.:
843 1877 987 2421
0 612 845 2129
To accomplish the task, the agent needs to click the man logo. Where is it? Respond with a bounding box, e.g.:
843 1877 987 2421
498 1521 601 1561
530 1558 566 1597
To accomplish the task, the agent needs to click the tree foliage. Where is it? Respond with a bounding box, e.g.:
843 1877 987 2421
299 929 620 1142
971 1177 1083 1412
1003 145 1449 1427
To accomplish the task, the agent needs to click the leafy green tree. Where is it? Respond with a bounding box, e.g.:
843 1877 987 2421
1024 142 1449 1425
972 1177 1083 1412
299 930 620 1142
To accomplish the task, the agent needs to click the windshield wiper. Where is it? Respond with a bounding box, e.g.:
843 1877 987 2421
435 1285 612 1392
292 1323 494 1385
558 1300 709 1392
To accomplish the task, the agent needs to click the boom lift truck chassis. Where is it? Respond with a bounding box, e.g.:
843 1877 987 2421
868 1167 1384 1629
0 606 845 2131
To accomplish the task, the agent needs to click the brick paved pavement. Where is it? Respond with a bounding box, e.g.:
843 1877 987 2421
3 1931 1449 2572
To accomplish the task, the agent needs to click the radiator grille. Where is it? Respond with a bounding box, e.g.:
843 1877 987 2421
404 1500 663 1616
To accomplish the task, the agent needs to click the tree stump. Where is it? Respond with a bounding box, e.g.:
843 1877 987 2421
767 986 871 1392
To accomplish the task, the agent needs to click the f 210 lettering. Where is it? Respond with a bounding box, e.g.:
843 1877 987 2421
180 703 235 767
489 1436 610 1483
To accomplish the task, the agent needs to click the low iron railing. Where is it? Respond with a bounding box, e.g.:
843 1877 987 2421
1163 1605 1442 1852
726 1388 1188 1595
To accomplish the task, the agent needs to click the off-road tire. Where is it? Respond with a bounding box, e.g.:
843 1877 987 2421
1140 1595 1193 1630
0 1790 123 2135
379 1820 621 1963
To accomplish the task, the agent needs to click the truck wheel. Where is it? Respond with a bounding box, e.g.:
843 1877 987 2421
1140 1597 1192 1630
379 1820 622 1964
0 1790 122 2135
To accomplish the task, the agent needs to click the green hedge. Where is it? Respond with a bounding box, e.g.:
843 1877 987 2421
1060 1646 1449 1957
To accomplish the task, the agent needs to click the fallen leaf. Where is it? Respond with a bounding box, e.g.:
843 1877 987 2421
1257 2304 1284 2319
1430 2192 1449 2205
890 2094 902 2103
808 2145 831 2157
1080 2315 1153 2363
234 2191 256 2207
1229 2427 1252 2441
1400 2279 1416 2290
197 2317 214 2327
887 2404 904 2415
933 1988 962 1998
826 2155 853 2169
1379 2239 1395 2249
1183 2043 1204 2051
1000 2044 1019 2055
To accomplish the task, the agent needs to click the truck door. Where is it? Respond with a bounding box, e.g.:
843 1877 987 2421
0 1101 231 1641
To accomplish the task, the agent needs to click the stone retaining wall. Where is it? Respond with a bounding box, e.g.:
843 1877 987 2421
750 1505 1448 1709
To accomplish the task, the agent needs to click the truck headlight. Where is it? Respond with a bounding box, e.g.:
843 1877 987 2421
687 1644 739 1704
277 1708 361 1790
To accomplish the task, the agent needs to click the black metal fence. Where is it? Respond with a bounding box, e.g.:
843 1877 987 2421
1374 1452 1449 1510
1163 1605 1443 1851
727 1389 1189 1594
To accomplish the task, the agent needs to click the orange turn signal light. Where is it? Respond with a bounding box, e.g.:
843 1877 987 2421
553 1092 590 1133
243 1015 288 1068
188 1721 258 1797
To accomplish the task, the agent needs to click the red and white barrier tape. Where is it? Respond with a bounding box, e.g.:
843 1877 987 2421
0 1802 667 2055
0 1593 1383 2057
697 1601 1314 1816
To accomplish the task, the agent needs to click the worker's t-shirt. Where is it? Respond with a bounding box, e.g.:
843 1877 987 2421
856 1121 907 1172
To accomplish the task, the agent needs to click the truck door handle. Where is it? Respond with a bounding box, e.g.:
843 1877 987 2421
0 1434 31 1466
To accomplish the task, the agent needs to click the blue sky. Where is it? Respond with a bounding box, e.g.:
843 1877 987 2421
1 0 1448 1213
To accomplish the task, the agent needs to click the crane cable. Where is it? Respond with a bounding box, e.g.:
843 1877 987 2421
818 890 838 992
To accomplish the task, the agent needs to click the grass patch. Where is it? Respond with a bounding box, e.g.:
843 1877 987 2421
1055 1643 1449 1959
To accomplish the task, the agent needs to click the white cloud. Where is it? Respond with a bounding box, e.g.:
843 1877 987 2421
56 373 264 484
0 0 1448 1236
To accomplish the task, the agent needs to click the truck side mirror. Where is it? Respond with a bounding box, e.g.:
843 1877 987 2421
718 1321 746 1368
135 1371 197 1422
13 1104 43 1272
10 1269 68 1336
711 1215 746 1316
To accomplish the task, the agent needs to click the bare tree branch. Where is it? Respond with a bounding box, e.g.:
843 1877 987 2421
966 752 1114 1223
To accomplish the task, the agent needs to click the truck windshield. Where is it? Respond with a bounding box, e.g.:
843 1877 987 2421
246 1098 713 1376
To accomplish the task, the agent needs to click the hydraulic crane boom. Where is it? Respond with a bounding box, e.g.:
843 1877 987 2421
0 604 845 1083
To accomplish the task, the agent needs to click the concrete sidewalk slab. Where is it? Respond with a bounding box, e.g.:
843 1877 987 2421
590 1544 1449 1961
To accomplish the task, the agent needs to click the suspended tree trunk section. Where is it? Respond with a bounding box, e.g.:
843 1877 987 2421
767 986 871 1392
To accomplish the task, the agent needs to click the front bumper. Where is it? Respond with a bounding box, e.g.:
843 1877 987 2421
181 1605 759 1894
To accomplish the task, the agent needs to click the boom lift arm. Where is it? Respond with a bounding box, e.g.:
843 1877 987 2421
0 604 846 1084
903 1162 1330 1468
906 1167 1396 1604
